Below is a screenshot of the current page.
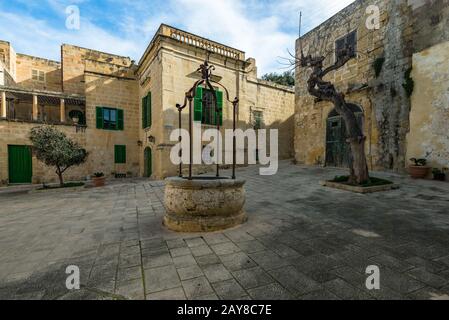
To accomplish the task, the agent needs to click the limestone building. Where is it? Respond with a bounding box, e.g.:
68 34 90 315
0 24 294 185
294 0 449 173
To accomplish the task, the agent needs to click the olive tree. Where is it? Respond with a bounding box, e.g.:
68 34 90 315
298 52 369 184
29 126 88 186
284 18 370 185
261 71 295 86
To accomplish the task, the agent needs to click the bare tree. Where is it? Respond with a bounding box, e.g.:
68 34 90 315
284 14 370 185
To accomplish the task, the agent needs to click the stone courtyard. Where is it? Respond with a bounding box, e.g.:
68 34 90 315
1 160 449 300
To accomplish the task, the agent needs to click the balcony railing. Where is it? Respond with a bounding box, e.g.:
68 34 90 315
0 86 86 130
160 25 245 61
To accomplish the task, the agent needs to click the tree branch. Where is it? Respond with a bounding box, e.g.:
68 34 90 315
321 54 351 77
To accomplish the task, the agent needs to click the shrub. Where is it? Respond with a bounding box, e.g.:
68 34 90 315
409 158 427 166
30 126 88 187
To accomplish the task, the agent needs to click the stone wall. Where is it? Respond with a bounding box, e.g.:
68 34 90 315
410 0 449 52
2 26 294 183
84 72 140 179
61 44 140 179
15 54 62 92
0 121 87 185
158 40 245 179
406 41 449 170
244 78 295 160
294 0 416 171
0 44 140 185
62 44 134 95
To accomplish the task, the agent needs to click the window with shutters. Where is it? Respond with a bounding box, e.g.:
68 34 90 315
32 69 45 82
114 145 126 164
96 107 124 131
335 30 357 62
142 92 152 129
193 87 223 126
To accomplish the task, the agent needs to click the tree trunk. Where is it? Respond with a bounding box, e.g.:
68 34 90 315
56 167 64 187
333 94 369 184
348 138 369 184
300 52 370 185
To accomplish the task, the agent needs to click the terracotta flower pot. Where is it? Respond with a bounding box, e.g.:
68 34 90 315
92 176 106 187
409 166 430 179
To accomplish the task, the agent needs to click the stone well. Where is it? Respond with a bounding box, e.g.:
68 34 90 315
163 177 247 232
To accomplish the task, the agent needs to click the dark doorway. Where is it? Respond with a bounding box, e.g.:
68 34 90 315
325 104 363 168
144 147 152 178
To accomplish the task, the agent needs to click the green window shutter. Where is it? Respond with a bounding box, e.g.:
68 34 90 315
142 96 147 129
216 90 223 126
96 107 103 129
147 92 152 128
194 86 203 122
117 109 124 130
115 145 126 164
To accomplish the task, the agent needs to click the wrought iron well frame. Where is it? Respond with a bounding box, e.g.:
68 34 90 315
175 57 239 180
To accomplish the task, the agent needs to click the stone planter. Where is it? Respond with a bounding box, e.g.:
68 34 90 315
409 166 430 179
164 177 247 232
320 180 399 194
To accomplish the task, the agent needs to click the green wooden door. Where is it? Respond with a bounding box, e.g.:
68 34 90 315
326 112 363 168
8 145 32 184
144 147 152 178
326 116 348 167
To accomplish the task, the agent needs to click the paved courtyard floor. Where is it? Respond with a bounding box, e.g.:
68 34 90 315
1 161 449 300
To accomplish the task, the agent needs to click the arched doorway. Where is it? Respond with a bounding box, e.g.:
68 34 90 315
325 104 363 168
144 147 152 178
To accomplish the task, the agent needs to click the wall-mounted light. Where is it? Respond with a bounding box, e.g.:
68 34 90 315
137 140 143 147
148 136 156 143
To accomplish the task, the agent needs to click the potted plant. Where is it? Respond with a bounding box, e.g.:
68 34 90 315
432 168 446 181
92 172 105 187
409 158 430 179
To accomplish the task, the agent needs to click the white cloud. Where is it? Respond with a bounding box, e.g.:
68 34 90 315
161 0 356 74
0 0 356 74
0 11 140 61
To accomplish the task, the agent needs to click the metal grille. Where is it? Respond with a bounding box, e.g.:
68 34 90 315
202 89 215 125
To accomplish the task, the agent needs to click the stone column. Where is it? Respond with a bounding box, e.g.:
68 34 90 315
1 91 6 118
60 98 66 123
32 94 38 121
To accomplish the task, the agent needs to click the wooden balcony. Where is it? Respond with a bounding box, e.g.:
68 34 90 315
0 86 86 129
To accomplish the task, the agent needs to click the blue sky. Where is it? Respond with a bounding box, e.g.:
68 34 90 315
0 0 355 75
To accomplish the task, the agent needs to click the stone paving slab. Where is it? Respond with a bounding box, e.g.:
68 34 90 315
1 161 449 300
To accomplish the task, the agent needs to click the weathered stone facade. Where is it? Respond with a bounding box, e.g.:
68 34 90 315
0 24 294 185
137 25 294 179
407 41 449 169
406 0 449 171
0 121 86 185
294 0 449 174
